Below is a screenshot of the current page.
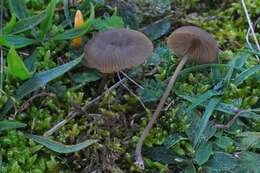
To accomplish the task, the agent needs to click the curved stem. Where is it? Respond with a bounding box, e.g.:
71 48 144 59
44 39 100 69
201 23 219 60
134 55 189 169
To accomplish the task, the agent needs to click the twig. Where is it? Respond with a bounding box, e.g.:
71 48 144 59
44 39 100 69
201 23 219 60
117 73 147 110
120 71 144 90
241 0 260 59
18 92 55 113
215 108 260 128
44 111 78 137
44 78 127 137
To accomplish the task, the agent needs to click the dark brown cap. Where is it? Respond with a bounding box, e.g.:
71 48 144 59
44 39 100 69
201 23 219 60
84 28 153 73
167 26 218 64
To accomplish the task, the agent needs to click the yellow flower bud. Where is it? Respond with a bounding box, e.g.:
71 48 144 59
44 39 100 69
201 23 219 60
71 10 84 47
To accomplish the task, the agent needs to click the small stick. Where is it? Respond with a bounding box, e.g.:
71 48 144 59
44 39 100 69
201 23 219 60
44 78 127 136
135 55 189 169
215 108 260 129
117 73 147 110
120 71 144 90
241 0 260 55
18 92 55 113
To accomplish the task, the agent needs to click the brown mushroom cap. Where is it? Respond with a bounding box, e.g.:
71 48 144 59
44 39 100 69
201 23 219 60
167 26 218 64
84 28 153 73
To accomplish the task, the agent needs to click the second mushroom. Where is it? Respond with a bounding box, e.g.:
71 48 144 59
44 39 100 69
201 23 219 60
135 26 219 169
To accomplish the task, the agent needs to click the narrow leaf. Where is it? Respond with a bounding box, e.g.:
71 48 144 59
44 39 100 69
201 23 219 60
0 56 82 117
142 18 171 40
204 152 237 171
233 65 260 86
11 12 47 34
176 92 237 115
0 120 26 132
164 134 188 149
8 0 28 19
186 90 219 112
52 3 95 40
194 98 220 146
40 0 57 37
63 0 73 27
3 14 17 34
24 133 98 153
24 50 38 72
7 47 31 80
195 142 213 165
143 146 186 164
235 52 250 68
224 59 236 86
0 35 35 48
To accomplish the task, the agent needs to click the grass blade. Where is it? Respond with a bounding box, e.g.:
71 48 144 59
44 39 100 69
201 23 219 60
194 97 220 146
195 142 213 165
7 47 31 80
0 120 26 132
40 0 57 38
52 3 95 40
224 59 236 86
8 0 28 19
0 56 83 118
10 12 47 34
186 90 219 112
3 13 16 34
24 133 98 153
233 65 260 86
0 35 35 48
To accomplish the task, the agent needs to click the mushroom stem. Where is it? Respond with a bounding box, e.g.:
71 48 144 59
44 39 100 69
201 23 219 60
97 74 113 95
135 54 189 169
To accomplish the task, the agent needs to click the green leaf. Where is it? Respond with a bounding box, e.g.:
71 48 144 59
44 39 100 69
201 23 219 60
24 133 98 153
176 92 237 115
204 152 237 171
195 142 213 165
91 14 124 31
194 98 220 146
233 65 260 86
184 162 197 173
0 35 35 48
10 12 47 34
7 47 31 80
138 79 165 102
235 52 250 68
237 132 260 149
63 0 73 27
0 56 83 118
164 134 188 149
0 120 26 132
8 0 28 19
141 18 171 40
186 111 217 146
52 3 95 40
235 152 260 173
24 50 38 72
224 59 236 86
0 154 2 172
72 70 101 84
40 0 57 37
214 136 234 150
3 14 17 34
186 90 219 112
143 146 186 164
179 64 244 77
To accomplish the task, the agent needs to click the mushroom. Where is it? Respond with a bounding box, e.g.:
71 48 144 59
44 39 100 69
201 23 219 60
84 28 153 93
135 26 218 169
